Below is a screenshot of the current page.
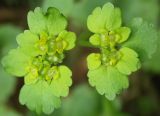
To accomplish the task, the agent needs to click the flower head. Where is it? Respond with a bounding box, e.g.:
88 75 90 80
87 3 140 100
2 7 76 114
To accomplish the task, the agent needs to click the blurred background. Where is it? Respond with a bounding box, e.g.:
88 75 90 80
0 0 160 116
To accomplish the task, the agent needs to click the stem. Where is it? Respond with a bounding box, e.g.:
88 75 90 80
77 39 98 48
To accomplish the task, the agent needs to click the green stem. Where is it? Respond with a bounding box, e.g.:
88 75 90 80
77 39 97 48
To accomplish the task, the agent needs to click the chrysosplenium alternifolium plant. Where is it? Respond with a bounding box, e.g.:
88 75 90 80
87 3 141 100
1 2 158 115
2 7 76 114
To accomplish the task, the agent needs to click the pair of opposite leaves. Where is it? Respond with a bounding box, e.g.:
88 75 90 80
2 3 141 114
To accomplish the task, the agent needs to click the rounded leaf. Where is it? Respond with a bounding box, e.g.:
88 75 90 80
109 8 122 30
28 7 47 34
123 18 158 61
17 30 39 46
87 3 114 33
16 30 41 57
88 66 128 100
51 65 72 97
89 34 101 46
46 7 67 36
116 47 140 75
87 53 101 70
116 27 131 43
87 3 122 33
0 67 16 104
58 30 76 50
24 67 39 85
19 80 61 114
1 49 31 77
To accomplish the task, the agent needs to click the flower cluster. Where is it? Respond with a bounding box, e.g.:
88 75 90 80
87 3 140 100
2 2 156 115
2 7 76 114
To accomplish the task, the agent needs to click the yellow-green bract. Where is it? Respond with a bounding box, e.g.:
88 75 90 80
2 7 76 114
87 3 141 100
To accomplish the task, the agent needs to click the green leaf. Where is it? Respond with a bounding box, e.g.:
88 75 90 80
17 30 38 47
16 30 41 57
55 84 100 116
24 67 39 85
117 0 159 25
1 49 31 77
0 24 22 56
110 8 122 31
143 31 160 73
123 18 158 62
116 27 131 43
88 66 128 100
71 0 114 26
101 97 128 116
28 7 47 34
116 47 140 75
51 84 126 116
89 34 101 46
0 67 16 104
87 3 114 33
87 53 101 70
42 0 74 17
87 3 121 33
19 80 61 114
0 105 21 116
28 7 68 36
46 7 67 36
58 30 76 50
51 66 72 97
